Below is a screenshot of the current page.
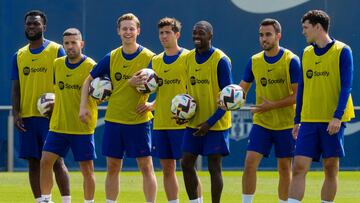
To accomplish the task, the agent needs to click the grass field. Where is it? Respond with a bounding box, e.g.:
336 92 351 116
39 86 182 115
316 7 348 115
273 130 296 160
0 171 359 202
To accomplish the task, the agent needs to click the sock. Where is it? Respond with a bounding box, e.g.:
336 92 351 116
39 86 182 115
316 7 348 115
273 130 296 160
321 201 333 203
36 197 43 203
42 194 52 201
199 196 203 203
189 199 200 203
168 199 179 203
62 195 71 203
146 202 153 203
84 200 94 203
279 200 288 203
106 200 116 203
242 194 254 203
288 198 301 203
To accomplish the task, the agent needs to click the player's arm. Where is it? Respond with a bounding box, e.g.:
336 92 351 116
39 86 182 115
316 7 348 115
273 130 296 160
252 56 300 113
79 54 110 123
11 53 26 132
293 54 304 139
194 56 232 136
327 46 353 135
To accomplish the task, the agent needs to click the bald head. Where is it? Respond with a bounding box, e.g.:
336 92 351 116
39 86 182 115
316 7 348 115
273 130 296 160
194 20 213 35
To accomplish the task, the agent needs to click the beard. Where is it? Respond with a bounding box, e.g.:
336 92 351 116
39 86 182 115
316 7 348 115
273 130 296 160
25 31 43 41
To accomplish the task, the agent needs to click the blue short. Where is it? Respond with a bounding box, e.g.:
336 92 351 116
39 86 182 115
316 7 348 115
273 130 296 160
247 124 295 158
152 129 185 159
295 122 345 162
102 121 152 159
18 117 49 160
182 128 230 156
43 131 96 161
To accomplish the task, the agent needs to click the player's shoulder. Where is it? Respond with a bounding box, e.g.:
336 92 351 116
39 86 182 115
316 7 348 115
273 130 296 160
84 55 97 66
252 51 264 60
141 46 156 57
54 56 66 63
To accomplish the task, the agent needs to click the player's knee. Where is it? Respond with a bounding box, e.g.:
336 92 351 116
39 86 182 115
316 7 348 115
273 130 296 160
324 165 339 178
139 163 154 176
162 164 176 177
208 164 221 176
244 158 259 171
181 159 194 172
107 162 121 175
292 163 307 176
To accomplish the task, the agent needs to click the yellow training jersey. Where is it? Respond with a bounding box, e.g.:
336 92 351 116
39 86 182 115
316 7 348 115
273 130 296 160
16 41 62 118
252 49 297 130
152 49 189 130
187 49 231 131
301 41 355 122
50 56 98 134
107 46 155 124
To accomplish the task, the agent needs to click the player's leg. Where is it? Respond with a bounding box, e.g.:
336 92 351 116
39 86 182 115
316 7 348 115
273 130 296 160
181 152 199 201
181 128 203 201
277 158 292 201
40 131 71 202
125 121 156 202
137 156 157 202
105 157 122 201
289 123 321 201
273 128 295 201
321 157 339 202
38 117 70 198
102 121 125 201
242 125 272 203
207 154 223 203
79 160 96 201
160 159 178 201
40 151 60 200
320 123 345 202
72 134 97 201
203 129 230 203
18 118 45 200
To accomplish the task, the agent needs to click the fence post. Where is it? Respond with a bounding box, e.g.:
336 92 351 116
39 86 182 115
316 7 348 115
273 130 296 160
7 109 14 172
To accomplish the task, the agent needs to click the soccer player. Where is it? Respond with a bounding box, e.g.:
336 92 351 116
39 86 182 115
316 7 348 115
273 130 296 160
288 10 355 203
132 17 189 203
181 21 232 203
79 13 157 203
230 19 300 203
11 10 70 203
40 28 97 203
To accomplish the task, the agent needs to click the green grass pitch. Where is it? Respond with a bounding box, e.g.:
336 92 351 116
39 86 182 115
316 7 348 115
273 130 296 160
0 171 359 202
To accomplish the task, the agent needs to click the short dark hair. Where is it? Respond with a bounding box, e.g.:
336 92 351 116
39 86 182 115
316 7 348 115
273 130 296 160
194 21 213 35
63 28 82 40
301 10 330 32
24 10 47 25
158 17 182 33
117 13 140 28
260 18 282 34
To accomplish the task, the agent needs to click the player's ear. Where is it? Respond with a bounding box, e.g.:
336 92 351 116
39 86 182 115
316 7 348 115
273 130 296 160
80 40 85 49
43 24 47 32
175 31 180 39
277 32 282 40
137 27 141 36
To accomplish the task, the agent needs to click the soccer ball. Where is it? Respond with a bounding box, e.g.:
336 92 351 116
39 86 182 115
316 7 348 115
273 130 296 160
37 92 55 116
136 68 159 94
89 77 112 102
219 84 246 111
171 94 197 120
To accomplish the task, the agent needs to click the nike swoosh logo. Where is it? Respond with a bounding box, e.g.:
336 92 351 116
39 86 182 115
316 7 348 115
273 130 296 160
32 59 39 61
123 65 129 68
268 69 274 72
315 61 321 65
66 74 72 77
195 69 201 72
164 69 170 73
230 0 310 14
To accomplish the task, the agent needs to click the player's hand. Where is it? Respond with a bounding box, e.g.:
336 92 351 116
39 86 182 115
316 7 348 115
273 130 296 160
193 122 211 136
217 92 228 111
136 102 154 115
327 118 341 135
14 114 26 132
171 116 189 125
251 96 274 114
128 70 147 87
292 123 300 139
43 102 54 118
79 106 92 124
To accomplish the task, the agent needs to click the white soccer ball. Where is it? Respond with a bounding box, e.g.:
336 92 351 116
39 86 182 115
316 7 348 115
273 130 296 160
219 84 246 111
171 94 197 120
89 77 112 102
37 92 55 116
136 68 159 94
